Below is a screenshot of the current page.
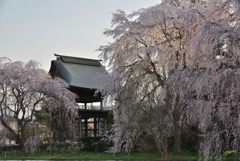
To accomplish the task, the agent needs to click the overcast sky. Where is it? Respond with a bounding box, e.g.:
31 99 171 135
0 0 160 71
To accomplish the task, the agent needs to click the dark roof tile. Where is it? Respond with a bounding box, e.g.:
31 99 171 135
60 55 101 67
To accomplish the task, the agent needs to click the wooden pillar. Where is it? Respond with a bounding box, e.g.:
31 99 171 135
104 118 107 135
72 119 75 141
100 101 103 110
78 116 82 138
85 118 88 137
98 118 101 136
84 103 87 109
94 118 97 137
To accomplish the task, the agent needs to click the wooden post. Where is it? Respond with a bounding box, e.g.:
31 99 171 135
98 118 101 136
100 101 103 110
104 118 107 135
72 119 75 141
78 116 82 138
85 118 88 137
84 103 87 109
94 118 97 137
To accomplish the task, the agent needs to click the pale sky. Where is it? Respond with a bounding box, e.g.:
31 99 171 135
0 0 160 71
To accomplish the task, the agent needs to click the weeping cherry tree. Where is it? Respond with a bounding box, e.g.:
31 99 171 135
96 0 209 157
162 0 240 158
0 57 77 150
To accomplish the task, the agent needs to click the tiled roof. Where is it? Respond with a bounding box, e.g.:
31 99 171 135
59 55 101 67
50 54 107 89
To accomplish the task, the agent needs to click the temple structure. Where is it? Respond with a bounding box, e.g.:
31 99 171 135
49 54 109 140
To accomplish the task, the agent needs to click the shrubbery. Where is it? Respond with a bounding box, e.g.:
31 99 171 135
40 142 78 153
78 136 112 152
224 151 238 159
136 134 157 151
0 145 21 151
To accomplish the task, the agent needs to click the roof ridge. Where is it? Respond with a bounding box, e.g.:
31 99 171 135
54 53 102 67
54 53 102 62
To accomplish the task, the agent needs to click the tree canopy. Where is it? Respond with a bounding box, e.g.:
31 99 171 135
98 0 240 158
0 57 77 149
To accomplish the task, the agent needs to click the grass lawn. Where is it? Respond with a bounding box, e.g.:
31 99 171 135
0 149 237 160
0 149 201 160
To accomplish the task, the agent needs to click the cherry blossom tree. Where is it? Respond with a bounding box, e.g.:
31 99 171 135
98 0 240 158
162 0 240 158
97 0 206 157
0 57 77 149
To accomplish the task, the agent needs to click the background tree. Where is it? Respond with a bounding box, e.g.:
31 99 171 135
0 57 77 149
34 104 74 144
33 109 50 144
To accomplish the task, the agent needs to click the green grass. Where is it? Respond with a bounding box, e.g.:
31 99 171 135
0 149 237 160
0 150 201 160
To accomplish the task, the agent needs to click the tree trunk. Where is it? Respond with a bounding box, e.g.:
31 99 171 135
173 129 181 154
150 128 168 158
173 108 182 154
53 117 57 143
61 112 66 142
16 134 23 149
